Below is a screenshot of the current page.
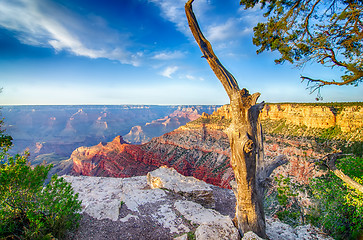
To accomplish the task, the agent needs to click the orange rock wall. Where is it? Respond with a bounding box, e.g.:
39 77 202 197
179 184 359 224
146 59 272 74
215 103 363 132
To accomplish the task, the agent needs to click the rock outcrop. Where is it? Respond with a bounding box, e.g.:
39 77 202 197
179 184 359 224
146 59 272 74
260 103 363 132
147 166 215 208
213 103 363 133
70 128 234 188
63 167 332 240
71 136 158 178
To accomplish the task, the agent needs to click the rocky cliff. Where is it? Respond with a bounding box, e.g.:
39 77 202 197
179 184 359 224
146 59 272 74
63 167 332 240
66 102 362 188
213 103 363 133
261 103 363 133
70 128 234 188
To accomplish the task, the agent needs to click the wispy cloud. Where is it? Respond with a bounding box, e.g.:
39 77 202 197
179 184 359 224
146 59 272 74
161 66 178 78
185 74 196 80
184 74 204 81
152 50 185 60
147 0 209 36
147 0 188 35
0 0 140 66
206 19 252 42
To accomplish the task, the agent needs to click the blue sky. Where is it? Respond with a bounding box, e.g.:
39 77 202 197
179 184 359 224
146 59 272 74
0 0 361 105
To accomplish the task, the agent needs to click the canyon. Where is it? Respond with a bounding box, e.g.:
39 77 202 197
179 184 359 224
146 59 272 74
2 103 362 188
260 103 363 133
0 105 218 162
67 103 363 188
2 103 361 238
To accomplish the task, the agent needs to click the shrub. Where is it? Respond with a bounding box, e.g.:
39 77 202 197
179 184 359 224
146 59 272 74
0 148 82 239
308 156 363 240
268 175 306 227
267 156 363 239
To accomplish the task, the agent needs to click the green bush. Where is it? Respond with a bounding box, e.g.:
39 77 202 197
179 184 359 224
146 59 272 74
268 156 363 239
0 129 82 239
308 156 363 240
271 175 306 227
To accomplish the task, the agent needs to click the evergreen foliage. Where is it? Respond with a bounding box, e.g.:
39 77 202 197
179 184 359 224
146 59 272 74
0 122 82 240
240 0 363 96
270 156 363 239
309 156 363 239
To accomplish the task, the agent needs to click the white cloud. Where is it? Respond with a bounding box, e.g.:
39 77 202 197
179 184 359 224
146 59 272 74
184 74 204 81
0 0 140 66
152 50 185 60
185 74 195 80
237 4 265 27
206 19 252 42
147 0 209 36
161 66 178 78
148 0 188 34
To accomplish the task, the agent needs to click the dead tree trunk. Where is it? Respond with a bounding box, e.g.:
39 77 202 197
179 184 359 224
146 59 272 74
185 0 267 237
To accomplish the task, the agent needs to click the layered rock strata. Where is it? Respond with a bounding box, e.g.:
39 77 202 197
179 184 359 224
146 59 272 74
69 104 335 188
68 103 362 188
214 103 363 132
261 103 363 132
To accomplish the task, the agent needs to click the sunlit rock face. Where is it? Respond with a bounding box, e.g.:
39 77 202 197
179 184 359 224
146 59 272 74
260 103 363 132
71 136 158 178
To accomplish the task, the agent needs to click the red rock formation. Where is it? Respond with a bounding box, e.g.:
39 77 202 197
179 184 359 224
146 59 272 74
70 103 361 188
71 125 234 188
70 123 322 188
71 136 158 178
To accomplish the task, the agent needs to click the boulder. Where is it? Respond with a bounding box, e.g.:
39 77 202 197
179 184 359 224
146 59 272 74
147 166 215 208
62 175 124 221
242 231 264 240
174 200 239 240
266 218 333 240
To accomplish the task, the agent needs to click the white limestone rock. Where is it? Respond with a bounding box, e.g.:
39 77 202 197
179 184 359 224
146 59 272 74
266 218 333 240
174 234 188 240
242 231 264 240
175 200 239 240
63 168 332 240
147 166 215 208
63 174 191 236
62 175 124 221
151 203 191 234
119 214 139 223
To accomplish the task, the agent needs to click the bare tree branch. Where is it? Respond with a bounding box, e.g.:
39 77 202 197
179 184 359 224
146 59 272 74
185 0 240 99
317 153 363 194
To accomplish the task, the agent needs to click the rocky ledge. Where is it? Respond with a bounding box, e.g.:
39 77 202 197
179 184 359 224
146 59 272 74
64 167 332 240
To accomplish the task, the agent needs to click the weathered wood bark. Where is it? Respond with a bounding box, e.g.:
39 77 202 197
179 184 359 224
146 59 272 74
323 153 363 194
185 0 267 237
